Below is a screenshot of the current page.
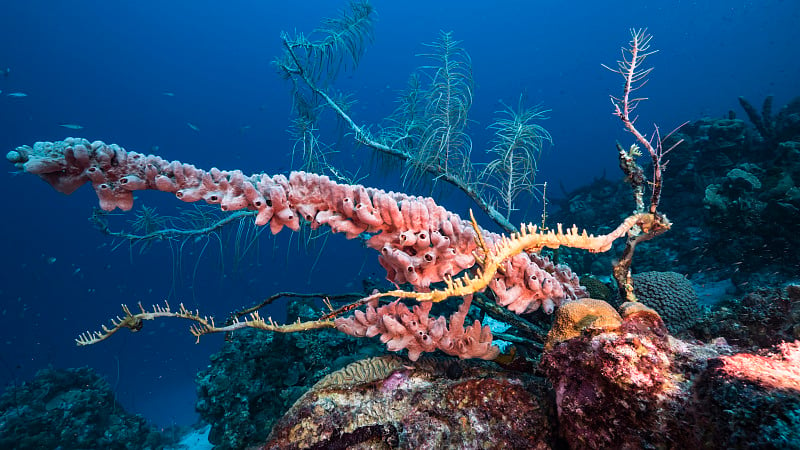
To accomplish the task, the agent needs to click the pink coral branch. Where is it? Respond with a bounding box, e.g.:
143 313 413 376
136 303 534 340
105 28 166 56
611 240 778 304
334 295 499 361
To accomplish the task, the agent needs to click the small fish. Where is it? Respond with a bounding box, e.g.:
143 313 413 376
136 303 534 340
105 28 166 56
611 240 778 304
7 92 27 97
1 67 9 77
162 92 175 97
187 122 200 132
59 123 84 130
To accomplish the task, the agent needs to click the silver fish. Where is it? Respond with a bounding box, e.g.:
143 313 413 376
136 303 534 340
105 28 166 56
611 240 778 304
59 123 84 130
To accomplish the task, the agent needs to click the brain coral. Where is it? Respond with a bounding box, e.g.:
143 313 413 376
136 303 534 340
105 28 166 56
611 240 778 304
545 298 622 350
632 271 701 333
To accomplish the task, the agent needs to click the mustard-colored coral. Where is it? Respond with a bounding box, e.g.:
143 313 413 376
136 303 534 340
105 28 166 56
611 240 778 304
545 298 622 350
619 301 661 320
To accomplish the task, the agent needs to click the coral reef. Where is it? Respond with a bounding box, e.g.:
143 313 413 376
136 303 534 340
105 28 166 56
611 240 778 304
692 284 800 349
738 95 800 149
690 340 800 447
258 297 800 449
577 275 612 302
195 299 381 450
540 302 685 449
631 271 701 333
540 299 800 449
4 8 797 447
264 355 556 449
543 298 622 350
551 96 800 290
0 367 170 450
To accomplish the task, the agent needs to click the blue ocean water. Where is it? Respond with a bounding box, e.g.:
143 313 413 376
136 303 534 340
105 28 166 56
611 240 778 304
0 0 797 427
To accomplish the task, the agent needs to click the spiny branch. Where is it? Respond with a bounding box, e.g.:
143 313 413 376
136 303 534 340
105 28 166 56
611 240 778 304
322 210 660 320
603 28 677 213
604 29 676 301
76 301 334 346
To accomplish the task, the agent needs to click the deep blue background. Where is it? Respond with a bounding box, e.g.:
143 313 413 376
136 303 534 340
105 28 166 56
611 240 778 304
1 0 797 426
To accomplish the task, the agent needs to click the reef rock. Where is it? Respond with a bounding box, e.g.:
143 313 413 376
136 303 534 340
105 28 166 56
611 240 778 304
541 297 800 449
263 355 556 449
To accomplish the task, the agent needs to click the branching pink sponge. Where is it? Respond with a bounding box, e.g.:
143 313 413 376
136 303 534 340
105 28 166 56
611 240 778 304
7 138 586 313
334 295 499 361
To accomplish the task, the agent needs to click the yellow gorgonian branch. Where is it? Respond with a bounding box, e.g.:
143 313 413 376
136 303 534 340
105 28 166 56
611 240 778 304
322 210 665 318
75 210 665 346
76 301 334 345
